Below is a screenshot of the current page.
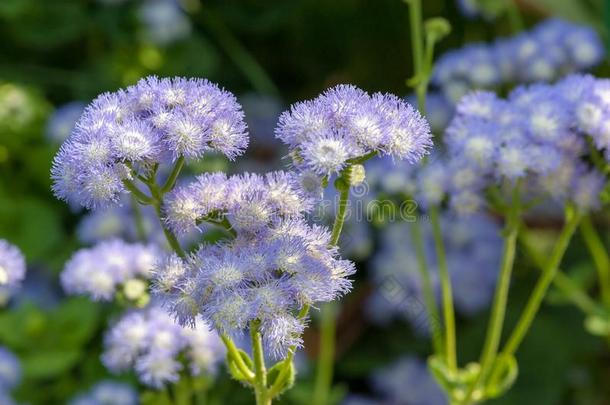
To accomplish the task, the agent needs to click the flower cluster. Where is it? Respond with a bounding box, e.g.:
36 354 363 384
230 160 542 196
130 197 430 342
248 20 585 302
164 170 314 235
102 305 224 388
155 204 355 358
275 85 432 177
0 240 26 300
442 75 608 214
51 76 248 209
61 239 160 302
69 380 138 405
433 19 604 103
0 346 21 405
368 213 501 327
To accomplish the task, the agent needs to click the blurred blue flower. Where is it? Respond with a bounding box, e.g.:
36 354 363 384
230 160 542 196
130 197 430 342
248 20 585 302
45 101 85 144
69 380 138 405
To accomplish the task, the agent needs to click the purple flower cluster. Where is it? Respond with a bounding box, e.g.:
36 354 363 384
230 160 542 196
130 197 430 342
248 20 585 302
51 76 248 209
367 214 501 328
433 19 604 103
164 171 314 235
61 239 160 302
69 380 138 405
443 75 607 214
102 305 224 388
153 216 355 358
275 85 432 176
0 240 26 299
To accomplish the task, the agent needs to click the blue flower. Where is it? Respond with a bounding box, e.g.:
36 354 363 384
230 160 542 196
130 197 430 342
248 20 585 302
275 85 432 177
69 380 138 405
102 305 224 388
51 76 248 209
0 240 25 294
61 240 160 302
0 346 21 392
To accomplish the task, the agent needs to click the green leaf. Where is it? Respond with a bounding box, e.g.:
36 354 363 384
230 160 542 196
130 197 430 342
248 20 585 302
21 349 81 379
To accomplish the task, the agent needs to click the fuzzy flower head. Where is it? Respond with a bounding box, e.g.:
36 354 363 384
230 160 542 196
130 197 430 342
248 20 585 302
164 171 314 235
51 76 248 209
443 75 609 214
102 305 224 389
153 216 355 358
275 85 432 178
60 239 160 302
0 240 26 297
433 18 604 102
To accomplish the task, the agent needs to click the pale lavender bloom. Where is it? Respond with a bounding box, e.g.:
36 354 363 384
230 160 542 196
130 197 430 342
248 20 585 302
0 240 26 296
102 305 224 388
371 357 446 405
443 75 607 214
69 380 138 405
406 92 454 133
433 19 604 102
275 85 432 177
154 214 355 358
61 240 160 301
51 76 248 209
164 171 314 235
0 346 21 391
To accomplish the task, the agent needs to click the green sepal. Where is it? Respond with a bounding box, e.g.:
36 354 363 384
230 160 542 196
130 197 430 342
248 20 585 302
226 349 254 384
485 354 519 399
268 359 296 396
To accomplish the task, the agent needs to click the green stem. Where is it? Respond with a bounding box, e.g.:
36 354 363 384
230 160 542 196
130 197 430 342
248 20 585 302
312 169 352 405
406 0 426 111
130 195 148 241
502 206 582 357
580 215 610 307
161 155 185 194
519 229 599 316
153 201 187 258
462 184 521 404
250 321 271 405
312 303 337 405
329 180 350 247
430 206 457 371
221 334 255 382
123 179 154 205
409 221 444 355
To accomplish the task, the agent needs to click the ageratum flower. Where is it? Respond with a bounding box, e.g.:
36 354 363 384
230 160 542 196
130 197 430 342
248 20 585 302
61 239 160 302
51 76 248 209
102 305 224 389
275 85 432 177
0 240 26 297
68 380 138 405
164 171 314 235
153 216 355 358
155 169 356 358
367 214 501 328
433 19 604 103
443 76 606 215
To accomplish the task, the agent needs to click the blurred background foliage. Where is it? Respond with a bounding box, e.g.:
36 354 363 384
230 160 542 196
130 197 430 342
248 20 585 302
0 0 610 404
